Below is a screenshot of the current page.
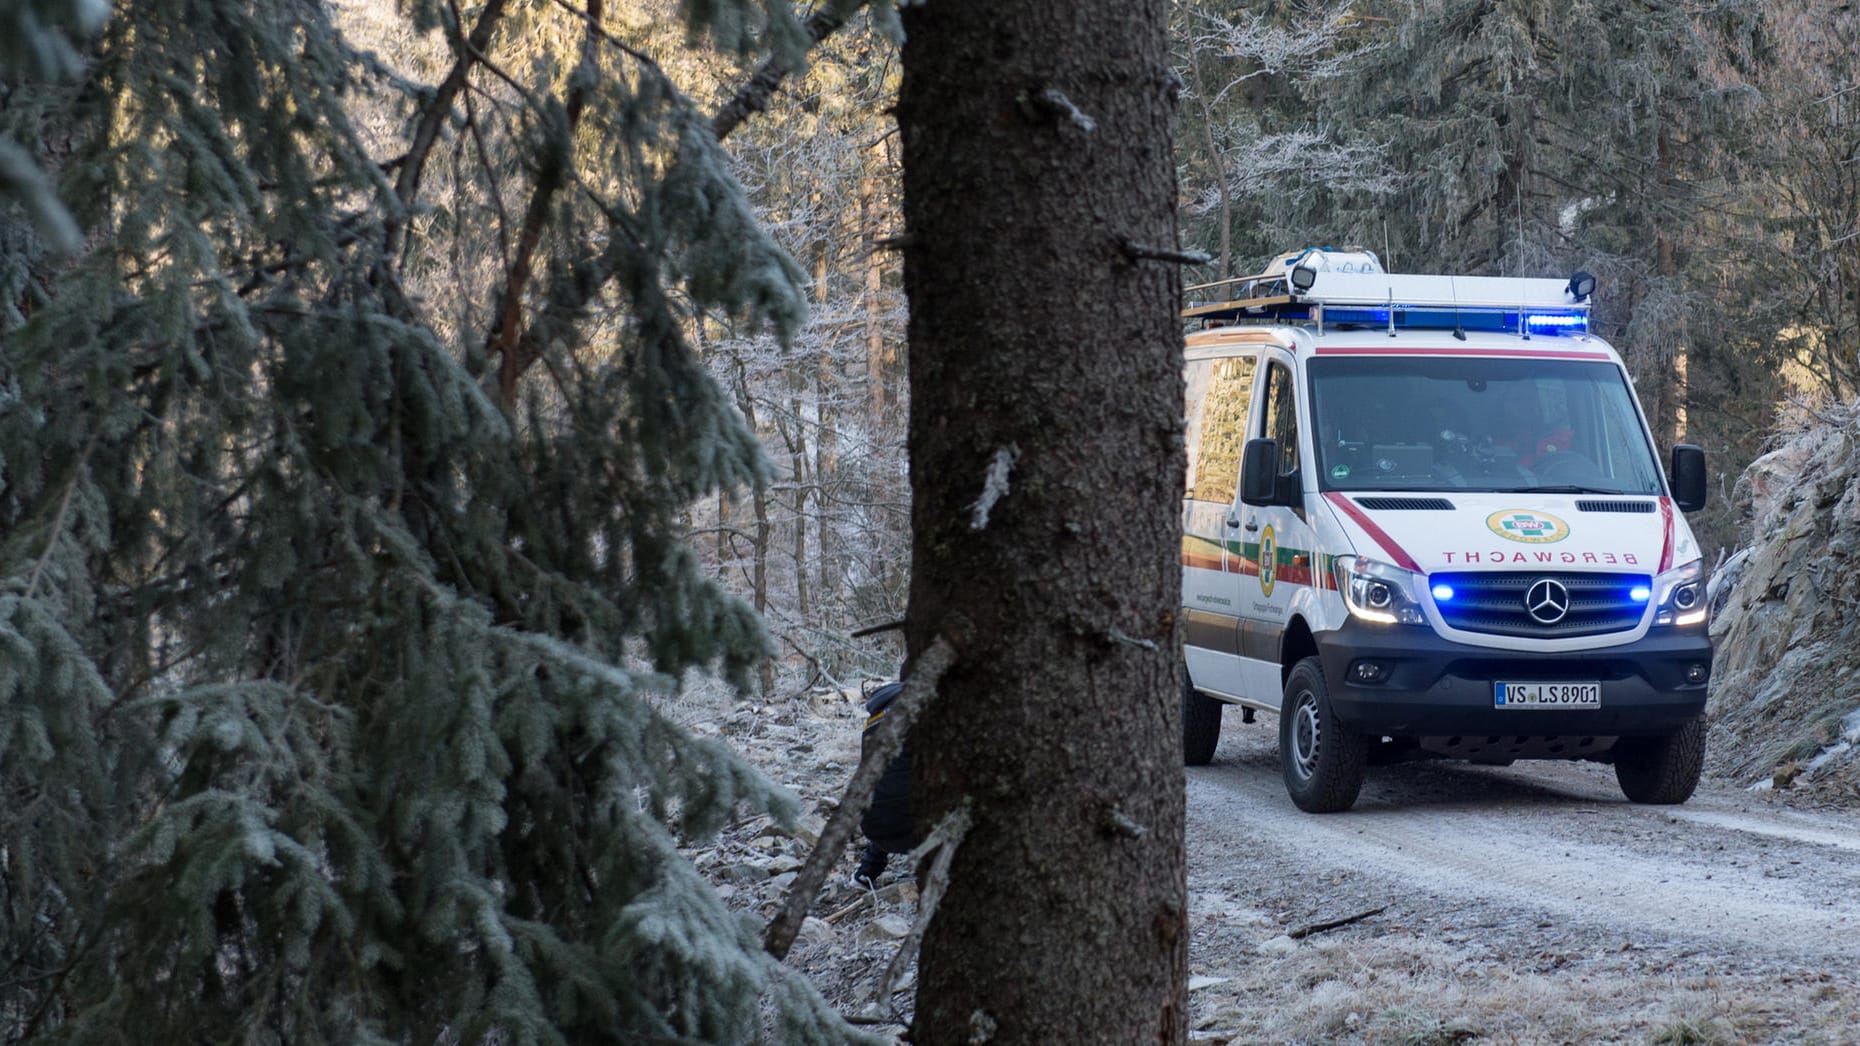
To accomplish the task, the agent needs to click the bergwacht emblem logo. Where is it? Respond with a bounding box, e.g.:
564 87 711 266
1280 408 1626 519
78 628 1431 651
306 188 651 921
1486 509 1570 544
1258 525 1277 597
1524 578 1572 624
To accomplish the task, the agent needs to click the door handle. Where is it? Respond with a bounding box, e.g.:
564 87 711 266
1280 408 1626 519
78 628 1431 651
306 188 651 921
1227 510 1259 533
1244 520 1261 533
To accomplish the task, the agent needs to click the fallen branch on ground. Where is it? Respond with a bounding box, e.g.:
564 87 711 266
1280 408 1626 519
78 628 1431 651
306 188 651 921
1288 905 1388 940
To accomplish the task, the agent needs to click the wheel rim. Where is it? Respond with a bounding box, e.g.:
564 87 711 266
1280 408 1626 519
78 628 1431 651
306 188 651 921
1290 688 1321 781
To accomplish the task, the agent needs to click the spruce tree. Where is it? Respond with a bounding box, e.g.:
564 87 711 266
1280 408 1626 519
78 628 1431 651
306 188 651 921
0 0 875 1041
1171 0 1391 283
1239 0 1758 499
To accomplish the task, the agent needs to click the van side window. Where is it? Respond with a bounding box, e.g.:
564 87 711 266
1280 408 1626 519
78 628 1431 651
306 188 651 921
1184 355 1257 504
1261 360 1299 478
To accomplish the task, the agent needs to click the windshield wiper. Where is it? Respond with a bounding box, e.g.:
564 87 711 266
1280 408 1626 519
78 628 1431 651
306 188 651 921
1496 485 1629 495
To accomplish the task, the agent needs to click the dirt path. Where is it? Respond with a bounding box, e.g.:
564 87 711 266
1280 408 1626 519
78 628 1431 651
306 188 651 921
700 692 1860 1043
1184 721 1860 1043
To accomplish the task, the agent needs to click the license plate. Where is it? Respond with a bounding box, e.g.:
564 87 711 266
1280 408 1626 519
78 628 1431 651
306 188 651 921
1494 681 1600 709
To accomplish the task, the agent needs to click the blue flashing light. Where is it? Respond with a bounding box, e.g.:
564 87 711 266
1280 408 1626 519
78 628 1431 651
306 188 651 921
1431 584 1456 603
1630 585 1652 603
1323 307 1392 326
1524 312 1588 330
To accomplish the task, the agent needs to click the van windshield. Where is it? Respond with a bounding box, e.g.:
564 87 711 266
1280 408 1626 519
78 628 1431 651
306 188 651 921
1307 356 1665 495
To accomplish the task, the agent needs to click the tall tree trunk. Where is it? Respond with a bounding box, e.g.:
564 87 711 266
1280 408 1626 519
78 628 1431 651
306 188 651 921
1653 229 1681 449
733 367 777 698
753 475 775 699
785 399 812 623
897 2 1188 1042
811 364 840 614
861 156 894 423
1187 44 1231 283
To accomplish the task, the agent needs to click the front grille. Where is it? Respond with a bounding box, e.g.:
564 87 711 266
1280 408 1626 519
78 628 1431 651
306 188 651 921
1576 499 1656 514
1430 571 1649 638
1355 496 1455 511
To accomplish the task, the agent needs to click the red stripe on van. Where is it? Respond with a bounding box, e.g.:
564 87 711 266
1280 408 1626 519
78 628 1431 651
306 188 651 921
1658 497 1675 574
1314 347 1612 360
1324 492 1422 573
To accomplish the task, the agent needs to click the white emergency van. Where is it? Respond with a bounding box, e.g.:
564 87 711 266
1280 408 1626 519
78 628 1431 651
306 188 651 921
1180 248 1713 812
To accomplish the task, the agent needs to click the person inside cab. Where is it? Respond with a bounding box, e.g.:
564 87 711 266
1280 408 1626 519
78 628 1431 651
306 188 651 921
1491 381 1573 469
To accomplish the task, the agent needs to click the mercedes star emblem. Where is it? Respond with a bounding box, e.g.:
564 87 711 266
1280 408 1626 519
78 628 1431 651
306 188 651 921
1524 578 1571 625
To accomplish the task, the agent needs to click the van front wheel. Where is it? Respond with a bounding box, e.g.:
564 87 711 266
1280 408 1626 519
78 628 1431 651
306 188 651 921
1183 670 1222 766
1614 716 1706 804
1279 658 1367 813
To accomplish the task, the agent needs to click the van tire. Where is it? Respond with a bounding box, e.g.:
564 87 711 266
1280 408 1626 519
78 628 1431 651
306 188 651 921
1613 716 1706 804
1183 671 1223 766
1279 658 1367 813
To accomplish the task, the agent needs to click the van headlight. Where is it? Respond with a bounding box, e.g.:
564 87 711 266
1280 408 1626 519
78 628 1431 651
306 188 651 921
1653 560 1708 628
1334 556 1427 626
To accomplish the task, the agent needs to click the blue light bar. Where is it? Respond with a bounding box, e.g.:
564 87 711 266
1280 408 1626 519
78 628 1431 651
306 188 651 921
1431 584 1455 602
1525 312 1588 330
1319 307 1590 335
1323 307 1392 326
1630 585 1652 603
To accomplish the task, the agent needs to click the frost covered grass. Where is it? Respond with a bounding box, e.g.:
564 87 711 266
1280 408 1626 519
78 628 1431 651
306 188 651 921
1188 931 1860 1045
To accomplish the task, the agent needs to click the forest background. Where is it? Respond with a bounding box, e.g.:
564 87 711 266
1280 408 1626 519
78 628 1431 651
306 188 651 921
2 0 1857 1042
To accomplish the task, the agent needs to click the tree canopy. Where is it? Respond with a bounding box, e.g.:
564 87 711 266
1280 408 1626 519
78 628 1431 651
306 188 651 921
0 0 878 1041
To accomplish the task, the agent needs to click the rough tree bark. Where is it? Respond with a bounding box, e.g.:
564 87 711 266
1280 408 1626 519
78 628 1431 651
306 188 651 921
896 2 1189 1043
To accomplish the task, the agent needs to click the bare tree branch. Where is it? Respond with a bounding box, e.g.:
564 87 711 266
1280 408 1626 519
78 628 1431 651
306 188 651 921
873 803 972 1015
1287 905 1388 940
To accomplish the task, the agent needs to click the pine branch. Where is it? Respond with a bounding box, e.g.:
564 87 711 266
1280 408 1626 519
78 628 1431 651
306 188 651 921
389 0 512 254
25 431 98 600
763 628 962 960
461 84 514 274
486 0 603 407
545 0 678 73
711 1 868 143
500 184 646 367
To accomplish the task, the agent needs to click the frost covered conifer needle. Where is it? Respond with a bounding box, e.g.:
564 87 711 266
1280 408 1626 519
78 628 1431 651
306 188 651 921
0 0 882 1041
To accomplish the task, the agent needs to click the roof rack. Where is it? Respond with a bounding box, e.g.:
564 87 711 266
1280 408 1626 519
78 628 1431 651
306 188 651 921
1186 248 1595 337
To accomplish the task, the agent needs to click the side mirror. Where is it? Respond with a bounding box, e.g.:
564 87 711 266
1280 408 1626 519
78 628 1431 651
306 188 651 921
1670 444 1707 512
1240 439 1282 506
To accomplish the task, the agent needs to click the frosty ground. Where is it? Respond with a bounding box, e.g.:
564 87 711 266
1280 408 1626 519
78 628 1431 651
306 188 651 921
678 683 1860 1045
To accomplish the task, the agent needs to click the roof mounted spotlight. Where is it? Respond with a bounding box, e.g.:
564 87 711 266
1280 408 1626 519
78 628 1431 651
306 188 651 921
1566 271 1597 302
1289 263 1318 293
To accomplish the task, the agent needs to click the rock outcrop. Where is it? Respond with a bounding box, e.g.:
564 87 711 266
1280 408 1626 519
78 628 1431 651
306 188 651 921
1706 400 1860 802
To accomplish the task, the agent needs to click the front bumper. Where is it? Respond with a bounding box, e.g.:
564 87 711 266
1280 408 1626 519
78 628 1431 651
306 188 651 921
1316 619 1712 738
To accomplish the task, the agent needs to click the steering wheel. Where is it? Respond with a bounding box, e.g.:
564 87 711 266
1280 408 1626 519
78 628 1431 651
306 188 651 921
1531 450 1601 486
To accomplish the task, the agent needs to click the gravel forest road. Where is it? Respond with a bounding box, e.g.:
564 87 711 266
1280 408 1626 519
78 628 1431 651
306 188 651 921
1182 721 1860 1043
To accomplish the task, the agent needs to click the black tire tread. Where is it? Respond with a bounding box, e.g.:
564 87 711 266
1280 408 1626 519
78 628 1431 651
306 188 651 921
1614 716 1706 804
1279 657 1367 813
1183 671 1222 766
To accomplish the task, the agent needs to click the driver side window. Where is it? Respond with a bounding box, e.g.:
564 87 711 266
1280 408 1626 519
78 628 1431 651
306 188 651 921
1260 360 1299 479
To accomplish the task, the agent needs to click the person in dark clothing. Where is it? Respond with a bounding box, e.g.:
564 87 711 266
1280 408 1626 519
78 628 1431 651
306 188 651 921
853 681 915 888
